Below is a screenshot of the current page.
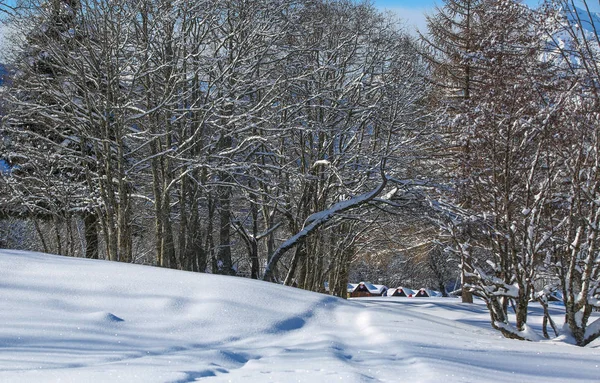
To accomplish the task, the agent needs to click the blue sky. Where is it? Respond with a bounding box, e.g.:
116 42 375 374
374 0 600 32
377 0 532 5
371 1 533 31
0 1 598 36
374 0 592 8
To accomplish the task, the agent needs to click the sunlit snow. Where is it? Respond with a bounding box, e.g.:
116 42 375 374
1 250 599 382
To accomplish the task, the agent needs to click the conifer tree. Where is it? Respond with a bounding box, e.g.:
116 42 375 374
420 0 486 303
1 0 94 257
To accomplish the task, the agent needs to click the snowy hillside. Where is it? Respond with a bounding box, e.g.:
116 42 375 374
554 4 600 51
1 250 599 382
566 5 600 34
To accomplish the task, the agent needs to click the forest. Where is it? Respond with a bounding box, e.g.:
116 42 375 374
1 0 600 345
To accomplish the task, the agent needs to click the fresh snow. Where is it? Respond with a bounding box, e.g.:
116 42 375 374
1 249 600 382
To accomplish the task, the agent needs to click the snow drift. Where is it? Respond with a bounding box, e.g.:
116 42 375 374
1 249 599 382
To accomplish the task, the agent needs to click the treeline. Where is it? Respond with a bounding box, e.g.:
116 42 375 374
2 0 600 346
0 0 430 297
421 0 600 346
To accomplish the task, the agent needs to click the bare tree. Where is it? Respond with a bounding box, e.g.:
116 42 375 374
1 0 432 301
419 0 487 303
535 0 600 346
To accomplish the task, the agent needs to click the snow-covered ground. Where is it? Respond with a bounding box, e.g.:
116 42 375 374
1 249 599 382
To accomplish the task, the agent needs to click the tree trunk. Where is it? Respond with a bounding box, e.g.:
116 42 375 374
84 212 99 259
216 184 234 275
461 251 473 303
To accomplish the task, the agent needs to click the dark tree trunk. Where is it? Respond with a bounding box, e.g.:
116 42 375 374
216 184 234 275
84 212 99 259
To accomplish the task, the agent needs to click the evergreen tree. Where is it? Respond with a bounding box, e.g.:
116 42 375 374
1 0 95 257
420 0 486 303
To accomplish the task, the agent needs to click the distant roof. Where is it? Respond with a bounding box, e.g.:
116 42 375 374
415 288 444 297
348 282 388 294
369 284 388 294
388 287 415 296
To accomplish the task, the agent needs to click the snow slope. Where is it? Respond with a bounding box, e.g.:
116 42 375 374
1 250 599 382
566 5 600 34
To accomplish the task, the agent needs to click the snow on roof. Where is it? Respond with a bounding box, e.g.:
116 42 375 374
347 282 388 294
388 287 415 297
369 284 388 294
414 288 442 297
363 282 378 291
348 282 370 293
